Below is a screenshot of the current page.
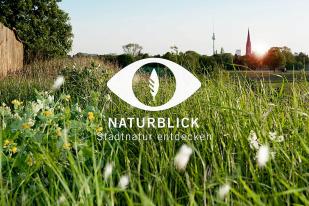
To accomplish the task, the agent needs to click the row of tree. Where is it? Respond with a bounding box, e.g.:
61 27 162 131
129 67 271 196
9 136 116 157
96 44 309 73
239 47 309 71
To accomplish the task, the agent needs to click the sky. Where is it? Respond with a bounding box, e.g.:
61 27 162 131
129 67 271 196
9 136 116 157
59 0 309 56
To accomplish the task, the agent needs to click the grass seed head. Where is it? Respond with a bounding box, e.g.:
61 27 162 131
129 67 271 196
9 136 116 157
104 162 113 180
118 175 130 189
218 184 231 200
52 76 65 90
174 144 193 171
257 145 270 167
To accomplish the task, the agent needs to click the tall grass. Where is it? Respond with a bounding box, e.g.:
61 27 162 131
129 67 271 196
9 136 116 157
0 57 117 104
0 60 308 205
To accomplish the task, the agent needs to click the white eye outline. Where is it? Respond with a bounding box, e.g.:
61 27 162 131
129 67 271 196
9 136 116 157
107 58 201 111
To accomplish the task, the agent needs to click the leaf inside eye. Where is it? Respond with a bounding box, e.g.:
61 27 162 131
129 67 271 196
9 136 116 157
149 69 159 101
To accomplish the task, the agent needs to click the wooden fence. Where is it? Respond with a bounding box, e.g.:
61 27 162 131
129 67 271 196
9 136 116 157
0 23 23 77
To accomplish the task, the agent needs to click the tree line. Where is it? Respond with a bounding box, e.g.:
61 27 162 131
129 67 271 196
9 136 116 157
93 44 309 73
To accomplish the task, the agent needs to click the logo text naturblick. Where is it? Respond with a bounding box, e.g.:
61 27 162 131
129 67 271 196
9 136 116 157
108 117 199 129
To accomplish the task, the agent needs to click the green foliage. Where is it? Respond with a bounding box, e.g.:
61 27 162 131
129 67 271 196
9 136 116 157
199 55 217 73
116 54 135 68
161 51 234 74
0 0 73 62
0 77 50 104
181 51 201 72
281 47 296 70
0 58 115 106
60 63 113 106
263 47 287 70
295 52 309 70
162 52 177 63
214 53 234 70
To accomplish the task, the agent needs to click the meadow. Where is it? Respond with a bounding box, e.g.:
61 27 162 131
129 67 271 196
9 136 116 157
0 58 308 205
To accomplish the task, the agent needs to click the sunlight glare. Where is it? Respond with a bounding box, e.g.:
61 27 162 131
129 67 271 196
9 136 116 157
254 43 268 56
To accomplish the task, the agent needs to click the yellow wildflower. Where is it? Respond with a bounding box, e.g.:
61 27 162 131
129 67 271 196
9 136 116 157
63 142 72 150
43 110 53 117
26 156 34 166
56 127 62 137
64 95 71 102
96 127 103 133
12 99 22 107
22 123 31 129
4 139 11 147
11 146 18 154
88 112 95 121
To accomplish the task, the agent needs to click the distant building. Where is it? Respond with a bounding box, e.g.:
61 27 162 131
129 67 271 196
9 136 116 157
235 49 241 56
246 29 252 56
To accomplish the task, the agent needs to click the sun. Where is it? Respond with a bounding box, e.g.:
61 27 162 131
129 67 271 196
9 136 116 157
254 43 268 57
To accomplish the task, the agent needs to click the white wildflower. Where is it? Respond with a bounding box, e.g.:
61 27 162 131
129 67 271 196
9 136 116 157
105 94 111 102
31 101 44 114
262 109 272 119
47 95 54 103
248 131 260 150
0 103 11 115
76 106 82 113
75 104 82 113
269 132 277 141
118 175 130 189
52 76 65 90
269 132 284 142
277 135 284 142
13 113 22 120
28 118 35 127
57 194 66 205
257 145 270 167
174 144 193 171
104 162 113 180
218 184 231 200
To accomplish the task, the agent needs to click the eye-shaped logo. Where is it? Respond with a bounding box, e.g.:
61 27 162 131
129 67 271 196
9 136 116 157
107 58 201 111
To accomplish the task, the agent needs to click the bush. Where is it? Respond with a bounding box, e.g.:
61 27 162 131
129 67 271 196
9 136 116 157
116 54 135 68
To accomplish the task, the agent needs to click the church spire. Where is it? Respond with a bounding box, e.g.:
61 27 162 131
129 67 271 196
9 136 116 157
246 29 252 56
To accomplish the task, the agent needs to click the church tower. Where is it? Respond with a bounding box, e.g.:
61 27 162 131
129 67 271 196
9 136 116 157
246 29 252 56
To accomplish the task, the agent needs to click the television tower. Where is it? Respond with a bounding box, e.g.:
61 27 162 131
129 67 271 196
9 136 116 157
211 21 216 55
212 32 216 55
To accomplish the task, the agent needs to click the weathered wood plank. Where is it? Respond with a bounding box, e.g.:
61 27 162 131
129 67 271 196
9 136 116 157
0 23 23 78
